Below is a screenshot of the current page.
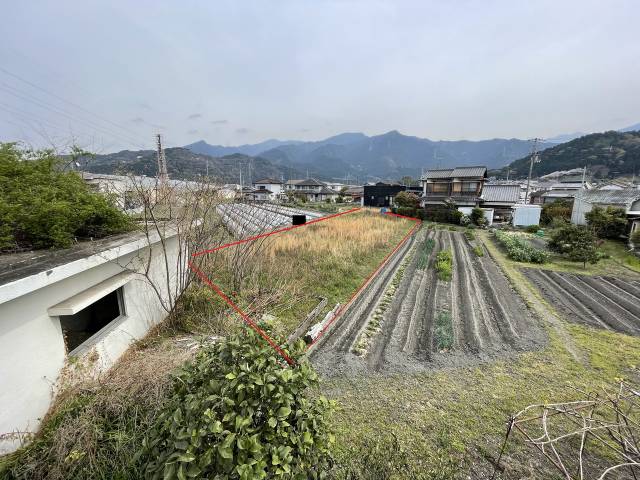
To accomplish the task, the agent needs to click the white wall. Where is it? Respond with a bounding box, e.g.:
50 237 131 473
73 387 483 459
0 235 182 454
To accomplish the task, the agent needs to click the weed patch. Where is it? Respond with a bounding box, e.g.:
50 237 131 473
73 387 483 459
434 311 453 351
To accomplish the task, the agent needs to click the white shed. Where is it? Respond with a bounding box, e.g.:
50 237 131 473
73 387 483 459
512 205 542 226
0 228 185 454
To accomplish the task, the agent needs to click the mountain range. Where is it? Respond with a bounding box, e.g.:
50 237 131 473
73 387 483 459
186 131 555 181
82 124 640 184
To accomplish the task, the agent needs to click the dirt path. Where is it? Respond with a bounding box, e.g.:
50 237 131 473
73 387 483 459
522 268 640 336
311 229 545 375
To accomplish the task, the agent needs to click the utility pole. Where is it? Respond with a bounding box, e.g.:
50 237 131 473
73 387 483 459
524 138 542 204
155 133 169 184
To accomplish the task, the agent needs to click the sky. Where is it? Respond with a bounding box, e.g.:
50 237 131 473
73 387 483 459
1 0 639 153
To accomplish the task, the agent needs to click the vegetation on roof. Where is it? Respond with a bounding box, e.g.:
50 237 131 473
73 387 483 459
0 143 133 252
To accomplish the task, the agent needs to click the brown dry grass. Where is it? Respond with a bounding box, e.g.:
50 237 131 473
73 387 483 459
0 342 192 480
267 209 408 260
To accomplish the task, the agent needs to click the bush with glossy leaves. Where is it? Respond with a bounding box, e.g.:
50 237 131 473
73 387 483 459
142 328 334 480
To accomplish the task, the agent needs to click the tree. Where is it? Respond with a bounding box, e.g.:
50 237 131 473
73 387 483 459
470 207 487 226
541 199 572 226
400 175 417 186
548 224 599 268
585 205 628 239
394 191 420 209
0 143 132 251
142 329 334 480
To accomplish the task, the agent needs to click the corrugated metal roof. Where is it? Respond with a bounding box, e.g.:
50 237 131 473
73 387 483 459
577 188 640 206
421 166 487 180
481 184 521 203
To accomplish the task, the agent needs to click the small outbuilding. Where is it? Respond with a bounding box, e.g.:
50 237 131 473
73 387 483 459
0 228 185 454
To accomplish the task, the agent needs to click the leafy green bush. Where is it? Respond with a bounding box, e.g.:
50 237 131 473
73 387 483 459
0 143 132 251
435 249 453 281
470 207 486 226
395 206 418 218
586 205 628 239
473 245 484 257
548 224 600 267
494 230 548 264
142 329 334 480
394 191 420 209
541 199 572 226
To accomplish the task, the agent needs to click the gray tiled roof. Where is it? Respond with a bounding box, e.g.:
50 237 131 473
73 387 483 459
576 188 640 206
481 184 521 203
422 166 487 180
294 178 326 186
254 178 282 184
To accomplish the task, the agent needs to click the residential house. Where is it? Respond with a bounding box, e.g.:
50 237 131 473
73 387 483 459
363 183 406 207
571 188 640 235
420 166 488 207
0 228 185 454
344 186 363 203
252 178 284 201
480 184 522 222
284 178 339 202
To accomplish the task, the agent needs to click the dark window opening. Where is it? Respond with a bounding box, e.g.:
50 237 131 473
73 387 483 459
59 288 124 353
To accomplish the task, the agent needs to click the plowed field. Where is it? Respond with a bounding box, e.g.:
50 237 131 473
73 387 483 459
310 229 545 374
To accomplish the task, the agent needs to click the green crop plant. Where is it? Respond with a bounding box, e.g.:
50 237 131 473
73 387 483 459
435 249 453 281
473 245 484 257
434 311 453 350
494 230 548 264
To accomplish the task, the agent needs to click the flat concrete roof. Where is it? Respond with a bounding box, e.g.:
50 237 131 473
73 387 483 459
0 226 178 305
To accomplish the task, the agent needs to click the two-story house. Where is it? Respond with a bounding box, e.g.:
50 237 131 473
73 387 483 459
285 178 339 202
420 166 487 207
252 178 284 201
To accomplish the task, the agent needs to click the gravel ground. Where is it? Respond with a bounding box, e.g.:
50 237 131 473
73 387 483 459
522 268 640 335
310 230 546 375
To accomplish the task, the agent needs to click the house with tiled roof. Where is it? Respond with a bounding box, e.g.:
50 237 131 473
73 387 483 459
420 166 488 207
252 178 284 201
571 188 640 236
284 178 339 202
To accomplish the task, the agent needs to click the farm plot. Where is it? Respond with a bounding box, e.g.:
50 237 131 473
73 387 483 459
310 229 545 374
216 202 323 237
522 268 640 335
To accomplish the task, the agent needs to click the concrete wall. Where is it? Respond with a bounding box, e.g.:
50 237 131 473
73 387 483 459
0 235 182 454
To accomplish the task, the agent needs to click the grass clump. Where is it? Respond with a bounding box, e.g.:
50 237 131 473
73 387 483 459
434 311 453 351
417 236 435 270
494 230 548 264
473 245 484 257
435 249 453 281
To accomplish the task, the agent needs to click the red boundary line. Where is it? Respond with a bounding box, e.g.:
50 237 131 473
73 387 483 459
188 207 420 367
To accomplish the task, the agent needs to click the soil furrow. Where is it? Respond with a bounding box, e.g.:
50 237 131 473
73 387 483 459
603 277 640 298
567 275 640 334
367 232 423 369
309 231 416 371
524 269 611 330
450 231 483 353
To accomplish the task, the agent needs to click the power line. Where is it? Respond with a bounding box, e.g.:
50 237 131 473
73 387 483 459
0 82 145 149
0 66 147 147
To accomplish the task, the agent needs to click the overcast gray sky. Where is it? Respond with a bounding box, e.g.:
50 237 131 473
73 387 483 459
1 0 639 152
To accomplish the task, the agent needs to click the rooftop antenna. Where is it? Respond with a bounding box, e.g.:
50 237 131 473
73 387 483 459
155 133 169 184
524 138 543 204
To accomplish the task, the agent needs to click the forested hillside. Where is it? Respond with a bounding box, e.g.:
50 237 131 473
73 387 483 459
505 131 640 178
82 148 299 182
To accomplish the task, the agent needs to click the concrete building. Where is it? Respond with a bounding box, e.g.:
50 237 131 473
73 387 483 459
0 228 184 454
571 189 640 235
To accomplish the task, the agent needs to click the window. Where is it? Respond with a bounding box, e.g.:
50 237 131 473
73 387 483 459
258 185 266 190
461 182 478 193
58 288 125 353
427 183 449 194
